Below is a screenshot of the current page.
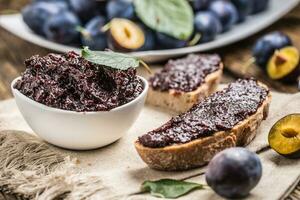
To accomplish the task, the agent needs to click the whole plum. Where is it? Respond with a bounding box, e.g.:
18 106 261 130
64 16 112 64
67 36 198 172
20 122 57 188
252 31 292 67
96 1 108 15
44 11 81 44
156 32 186 49
22 2 67 35
192 0 210 11
194 11 222 43
106 0 135 20
206 147 262 198
208 0 238 32
81 16 107 50
231 0 254 22
252 0 269 14
69 0 98 22
138 25 156 51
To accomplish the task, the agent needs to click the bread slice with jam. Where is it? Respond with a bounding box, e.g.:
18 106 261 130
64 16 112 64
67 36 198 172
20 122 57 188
147 54 223 113
135 79 271 171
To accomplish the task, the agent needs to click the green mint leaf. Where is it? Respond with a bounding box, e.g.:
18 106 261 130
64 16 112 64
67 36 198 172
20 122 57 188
134 0 194 40
81 47 140 70
141 179 204 198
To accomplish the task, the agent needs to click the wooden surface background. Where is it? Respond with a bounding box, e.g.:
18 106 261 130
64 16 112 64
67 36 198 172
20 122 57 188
0 1 300 200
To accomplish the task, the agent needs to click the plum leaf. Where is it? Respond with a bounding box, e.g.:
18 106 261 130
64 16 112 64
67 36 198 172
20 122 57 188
141 179 204 198
134 0 194 40
81 47 151 72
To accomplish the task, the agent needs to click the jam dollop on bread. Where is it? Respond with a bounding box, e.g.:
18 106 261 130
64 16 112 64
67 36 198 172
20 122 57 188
14 51 143 112
139 79 269 148
149 54 221 92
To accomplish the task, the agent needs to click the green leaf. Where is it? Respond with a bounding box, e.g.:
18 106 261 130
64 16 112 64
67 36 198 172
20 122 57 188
81 47 140 70
81 47 152 73
134 0 194 40
141 179 204 198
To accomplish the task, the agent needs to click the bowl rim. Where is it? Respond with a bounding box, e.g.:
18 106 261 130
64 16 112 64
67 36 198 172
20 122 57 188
11 75 148 115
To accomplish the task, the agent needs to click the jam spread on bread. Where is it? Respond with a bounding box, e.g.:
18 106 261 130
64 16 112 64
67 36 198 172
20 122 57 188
14 52 143 112
139 79 269 148
149 54 221 92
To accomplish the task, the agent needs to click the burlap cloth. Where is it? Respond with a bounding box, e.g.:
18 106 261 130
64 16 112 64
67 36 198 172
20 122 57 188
0 89 299 200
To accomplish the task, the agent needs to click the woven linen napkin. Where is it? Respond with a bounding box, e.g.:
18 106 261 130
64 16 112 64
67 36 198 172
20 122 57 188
0 90 299 200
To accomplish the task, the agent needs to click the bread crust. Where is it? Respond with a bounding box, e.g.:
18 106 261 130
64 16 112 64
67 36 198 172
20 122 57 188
146 63 223 113
135 82 271 171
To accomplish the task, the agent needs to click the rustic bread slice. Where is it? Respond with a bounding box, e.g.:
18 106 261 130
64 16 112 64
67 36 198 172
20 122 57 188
135 81 271 171
147 54 223 113
147 65 223 113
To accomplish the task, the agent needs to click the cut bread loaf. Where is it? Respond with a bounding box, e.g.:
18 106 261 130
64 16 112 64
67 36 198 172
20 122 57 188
147 54 223 113
135 80 271 171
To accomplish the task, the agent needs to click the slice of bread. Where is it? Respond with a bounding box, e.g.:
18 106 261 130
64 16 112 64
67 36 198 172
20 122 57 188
147 54 223 113
147 65 223 113
135 81 271 171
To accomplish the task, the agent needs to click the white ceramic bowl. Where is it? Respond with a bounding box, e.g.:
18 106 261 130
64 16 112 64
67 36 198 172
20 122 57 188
11 76 148 150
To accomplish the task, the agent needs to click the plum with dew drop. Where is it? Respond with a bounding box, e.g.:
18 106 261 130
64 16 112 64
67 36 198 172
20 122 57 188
206 147 262 198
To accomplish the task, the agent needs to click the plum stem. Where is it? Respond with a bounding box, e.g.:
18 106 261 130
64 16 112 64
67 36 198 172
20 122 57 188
241 57 256 75
188 33 201 46
101 22 111 32
139 59 153 74
76 26 91 40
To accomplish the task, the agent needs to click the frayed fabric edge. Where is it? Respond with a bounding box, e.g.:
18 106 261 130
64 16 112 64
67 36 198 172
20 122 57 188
0 130 111 200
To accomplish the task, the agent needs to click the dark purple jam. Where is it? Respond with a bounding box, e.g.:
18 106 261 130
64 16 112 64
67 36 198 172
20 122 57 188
139 79 269 148
149 54 221 92
14 52 143 112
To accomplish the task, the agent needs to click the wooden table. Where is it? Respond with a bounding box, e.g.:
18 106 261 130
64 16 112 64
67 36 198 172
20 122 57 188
0 1 300 200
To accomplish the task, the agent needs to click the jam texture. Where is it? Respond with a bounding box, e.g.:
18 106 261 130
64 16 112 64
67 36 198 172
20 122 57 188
139 79 269 148
149 54 221 92
14 52 143 112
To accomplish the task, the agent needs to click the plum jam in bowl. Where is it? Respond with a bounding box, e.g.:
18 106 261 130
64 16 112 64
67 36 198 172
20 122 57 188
11 76 148 150
11 51 149 150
